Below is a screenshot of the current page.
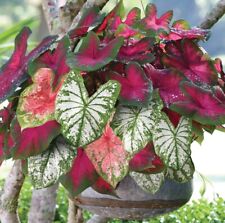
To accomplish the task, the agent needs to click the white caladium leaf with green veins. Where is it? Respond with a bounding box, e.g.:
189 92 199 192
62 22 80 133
166 158 195 183
130 172 164 194
55 71 120 147
28 137 76 189
153 113 192 170
112 102 162 155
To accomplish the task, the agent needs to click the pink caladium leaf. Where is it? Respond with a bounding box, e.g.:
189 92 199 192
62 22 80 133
140 3 173 32
109 62 152 106
85 125 129 188
11 119 61 159
67 31 124 71
29 36 70 87
92 177 116 196
17 68 64 129
118 37 155 64
144 64 185 106
0 27 57 103
163 39 218 85
60 148 99 196
170 81 225 125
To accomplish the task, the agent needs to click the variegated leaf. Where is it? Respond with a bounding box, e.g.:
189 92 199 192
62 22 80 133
112 101 162 155
153 114 192 170
28 137 76 189
130 172 164 194
166 158 195 183
55 71 120 147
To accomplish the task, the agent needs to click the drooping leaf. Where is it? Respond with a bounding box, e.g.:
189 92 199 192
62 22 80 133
130 171 164 194
29 36 70 87
162 39 218 85
166 158 195 183
60 148 98 196
129 143 164 173
118 37 155 64
170 81 225 125
55 71 120 147
144 64 186 106
11 119 61 159
153 113 192 170
85 125 128 187
17 68 64 129
28 136 75 189
67 31 123 72
109 62 153 105
0 27 57 103
112 101 162 155
140 3 173 32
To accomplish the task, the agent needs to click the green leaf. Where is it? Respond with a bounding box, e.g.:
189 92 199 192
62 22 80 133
166 158 195 183
112 101 162 155
130 172 164 194
153 114 192 170
55 71 120 147
28 137 76 189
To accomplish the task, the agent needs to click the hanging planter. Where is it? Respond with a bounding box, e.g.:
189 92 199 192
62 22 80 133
0 0 225 221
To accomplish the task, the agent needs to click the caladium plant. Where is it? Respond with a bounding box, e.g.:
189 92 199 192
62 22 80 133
1 1 225 197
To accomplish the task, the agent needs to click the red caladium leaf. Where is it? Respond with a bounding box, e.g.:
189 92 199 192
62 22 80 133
17 68 64 129
92 177 116 196
118 37 155 64
29 36 70 87
11 119 61 159
67 31 124 71
110 62 152 106
163 39 218 85
144 64 185 106
163 107 181 128
60 148 98 196
170 81 225 125
85 124 129 188
0 27 57 103
140 3 173 32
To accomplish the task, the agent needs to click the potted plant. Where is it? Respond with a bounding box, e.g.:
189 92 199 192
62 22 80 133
0 0 225 221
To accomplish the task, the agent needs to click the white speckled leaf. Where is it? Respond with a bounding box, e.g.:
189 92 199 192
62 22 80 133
28 137 76 189
55 71 120 147
112 102 161 155
130 172 164 194
166 158 195 183
153 114 192 170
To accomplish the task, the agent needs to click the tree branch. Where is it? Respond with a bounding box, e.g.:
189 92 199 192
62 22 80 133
200 0 225 29
87 215 109 223
67 198 84 223
0 160 25 223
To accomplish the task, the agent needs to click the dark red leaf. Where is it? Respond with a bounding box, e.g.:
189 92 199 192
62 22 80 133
163 39 218 85
60 148 98 196
163 108 181 128
0 27 57 103
109 62 152 105
92 177 116 196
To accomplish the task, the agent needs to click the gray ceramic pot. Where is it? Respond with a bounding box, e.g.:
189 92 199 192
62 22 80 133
75 175 193 220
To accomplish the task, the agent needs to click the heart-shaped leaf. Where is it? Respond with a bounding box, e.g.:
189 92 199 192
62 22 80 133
166 158 195 183
153 113 192 170
170 81 225 125
163 39 218 85
0 27 57 103
28 136 75 189
60 148 98 196
109 62 153 106
67 32 123 72
130 172 164 194
140 3 173 32
112 101 162 155
55 71 120 147
85 125 128 187
17 68 64 129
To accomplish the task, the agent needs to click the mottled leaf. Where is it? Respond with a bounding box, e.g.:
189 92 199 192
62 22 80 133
55 71 120 147
67 31 123 71
85 125 128 188
153 113 192 170
28 137 75 188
